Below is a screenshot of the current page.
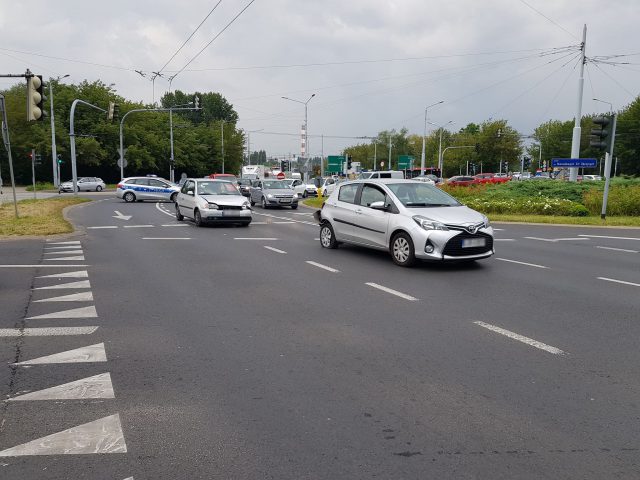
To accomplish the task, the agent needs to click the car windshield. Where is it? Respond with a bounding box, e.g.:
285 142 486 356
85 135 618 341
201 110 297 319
387 183 461 207
237 179 252 186
197 181 241 196
263 181 289 189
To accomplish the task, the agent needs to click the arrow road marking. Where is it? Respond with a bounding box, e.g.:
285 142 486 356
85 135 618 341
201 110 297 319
113 210 132 221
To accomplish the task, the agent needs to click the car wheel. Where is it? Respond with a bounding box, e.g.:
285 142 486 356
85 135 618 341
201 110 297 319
261 197 268 209
123 192 136 203
96 185 103 192
390 232 416 267
250 199 255 206
320 222 338 249
291 204 298 210
175 203 184 221
302 191 308 198
170 192 178 203
194 209 203 227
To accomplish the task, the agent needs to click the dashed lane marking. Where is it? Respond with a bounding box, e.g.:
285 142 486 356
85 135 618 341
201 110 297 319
34 280 91 290
13 343 107 365
123 225 154 228
597 277 640 288
494 239 516 242
87 226 118 229
0 265 90 268
234 237 278 240
46 240 80 245
45 245 84 249
161 224 190 227
264 246 287 254
142 237 191 240
578 234 640 241
0 327 99 337
0 414 126 456
34 291 94 302
155 202 175 217
474 321 567 355
253 211 316 226
305 261 340 273
27 305 98 320
495 258 549 269
365 282 418 301
8 373 114 401
595 246 638 253
524 237 589 243
272 221 296 224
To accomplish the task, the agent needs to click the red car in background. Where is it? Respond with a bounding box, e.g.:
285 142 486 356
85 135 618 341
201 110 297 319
446 176 476 186
473 173 510 184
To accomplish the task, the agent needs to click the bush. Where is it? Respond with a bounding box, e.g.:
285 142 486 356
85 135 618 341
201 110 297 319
583 185 640 216
25 182 56 192
463 197 589 216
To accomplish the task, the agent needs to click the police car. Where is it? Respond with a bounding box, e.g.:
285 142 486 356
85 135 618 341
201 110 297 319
116 176 180 203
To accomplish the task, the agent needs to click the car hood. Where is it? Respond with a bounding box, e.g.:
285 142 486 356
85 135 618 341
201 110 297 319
405 205 485 225
262 189 295 196
199 194 247 205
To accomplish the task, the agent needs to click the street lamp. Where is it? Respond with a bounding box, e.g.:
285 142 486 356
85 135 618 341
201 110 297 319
49 74 69 187
245 129 263 165
282 94 316 178
593 98 613 115
421 101 443 175
428 120 454 176
169 101 193 182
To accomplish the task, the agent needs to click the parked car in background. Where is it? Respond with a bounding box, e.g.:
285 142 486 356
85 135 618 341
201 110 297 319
209 173 238 182
474 173 510 184
59 177 106 193
314 179 494 266
284 178 317 198
582 174 603 181
312 177 339 197
175 179 252 227
412 175 436 185
447 176 476 187
237 178 253 197
358 170 405 180
532 172 552 180
250 179 298 209
116 176 180 202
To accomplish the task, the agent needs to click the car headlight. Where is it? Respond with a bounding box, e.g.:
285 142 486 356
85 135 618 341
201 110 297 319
204 203 218 210
242 202 251 209
412 215 449 231
482 215 491 228
267 194 274 199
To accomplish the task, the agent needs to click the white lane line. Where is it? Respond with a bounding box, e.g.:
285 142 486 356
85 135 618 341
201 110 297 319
292 212 313 216
314 238 320 241
0 327 98 337
0 265 89 268
493 228 505 231
272 221 296 224
155 201 175 217
595 246 638 253
46 241 80 245
87 226 118 230
253 211 317 226
264 246 287 254
597 277 640 288
14 343 107 365
365 282 418 301
45 245 83 250
579 234 640 241
142 237 191 240
123 225 154 228
305 261 340 273
250 222 268 225
8 373 114 401
494 239 516 242
161 224 190 227
474 321 566 355
495 258 549 269
234 237 278 240
524 237 589 243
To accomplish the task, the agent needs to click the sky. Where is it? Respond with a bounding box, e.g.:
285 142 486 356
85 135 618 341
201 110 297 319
1 0 639 159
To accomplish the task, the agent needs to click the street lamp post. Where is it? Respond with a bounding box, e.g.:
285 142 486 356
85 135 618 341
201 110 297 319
245 129 263 165
282 94 315 179
69 100 107 196
169 102 193 182
428 120 453 176
421 101 443 175
49 74 69 187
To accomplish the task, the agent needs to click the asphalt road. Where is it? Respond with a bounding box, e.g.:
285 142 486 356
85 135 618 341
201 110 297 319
1 196 639 479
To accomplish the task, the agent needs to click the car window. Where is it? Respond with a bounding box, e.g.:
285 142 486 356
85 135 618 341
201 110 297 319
134 178 150 186
338 184 359 204
327 179 335 185
197 181 240 195
148 179 168 188
359 185 386 207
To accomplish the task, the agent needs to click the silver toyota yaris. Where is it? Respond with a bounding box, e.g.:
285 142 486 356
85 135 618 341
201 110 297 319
314 179 494 267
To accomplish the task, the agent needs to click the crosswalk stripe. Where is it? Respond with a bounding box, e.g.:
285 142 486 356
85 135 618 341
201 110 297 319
34 280 91 290
8 373 114 401
37 270 88 279
33 291 94 302
46 241 80 245
44 250 83 255
27 305 97 320
0 414 127 456
0 327 98 337
13 343 107 365
45 255 85 261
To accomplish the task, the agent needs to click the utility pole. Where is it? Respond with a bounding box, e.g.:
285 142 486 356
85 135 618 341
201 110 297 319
169 109 175 182
0 94 18 217
421 101 443 174
373 141 377 171
48 74 69 187
31 148 36 199
569 24 587 182
221 121 225 174
320 134 324 178
388 134 392 168
69 99 106 196
601 114 618 219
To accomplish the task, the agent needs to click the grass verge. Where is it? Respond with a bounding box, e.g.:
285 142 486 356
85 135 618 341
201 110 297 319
488 214 640 227
0 197 89 237
303 197 324 209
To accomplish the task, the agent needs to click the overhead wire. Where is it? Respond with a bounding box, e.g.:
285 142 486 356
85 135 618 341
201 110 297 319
517 0 578 40
590 61 637 97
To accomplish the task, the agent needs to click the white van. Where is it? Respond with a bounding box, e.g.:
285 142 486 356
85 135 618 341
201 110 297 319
358 170 405 180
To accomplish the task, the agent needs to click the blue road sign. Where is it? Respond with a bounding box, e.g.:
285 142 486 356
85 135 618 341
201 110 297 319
551 158 597 168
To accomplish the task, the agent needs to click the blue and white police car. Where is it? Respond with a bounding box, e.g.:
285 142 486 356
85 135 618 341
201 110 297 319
116 176 180 203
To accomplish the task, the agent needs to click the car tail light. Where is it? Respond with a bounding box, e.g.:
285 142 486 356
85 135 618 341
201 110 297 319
116 183 123 189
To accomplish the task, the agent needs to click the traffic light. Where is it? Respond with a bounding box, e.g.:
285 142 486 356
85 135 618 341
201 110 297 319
194 95 200 109
26 75 44 121
112 103 120 123
107 101 115 121
35 153 42 165
590 115 612 151
497 128 502 138
523 156 531 169
57 154 63 165
281 160 289 172
347 155 352 170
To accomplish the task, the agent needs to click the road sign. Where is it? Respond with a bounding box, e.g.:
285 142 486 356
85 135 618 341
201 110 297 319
551 158 597 168
398 155 414 170
327 155 345 174
380 161 385 167
117 158 128 168
276 172 285 180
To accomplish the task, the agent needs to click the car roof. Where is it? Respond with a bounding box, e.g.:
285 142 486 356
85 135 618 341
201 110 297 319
334 179 430 186
188 178 232 183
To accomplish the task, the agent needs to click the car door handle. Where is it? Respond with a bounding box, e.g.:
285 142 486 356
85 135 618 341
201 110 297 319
355 209 363 214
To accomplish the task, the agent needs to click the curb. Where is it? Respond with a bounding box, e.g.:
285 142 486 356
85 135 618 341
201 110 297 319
491 221 640 229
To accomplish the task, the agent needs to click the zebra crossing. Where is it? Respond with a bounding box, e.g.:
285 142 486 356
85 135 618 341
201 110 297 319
0 239 133 478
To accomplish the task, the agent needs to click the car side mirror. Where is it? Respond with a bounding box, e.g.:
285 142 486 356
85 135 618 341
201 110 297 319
369 201 387 211
187 190 194 196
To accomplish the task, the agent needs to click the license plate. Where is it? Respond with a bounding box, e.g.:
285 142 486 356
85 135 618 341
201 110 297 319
279 199 291 203
222 210 235 216
462 238 486 248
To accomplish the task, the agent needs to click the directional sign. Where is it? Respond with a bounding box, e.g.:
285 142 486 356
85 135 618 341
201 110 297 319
398 155 414 170
327 155 345 174
551 158 597 168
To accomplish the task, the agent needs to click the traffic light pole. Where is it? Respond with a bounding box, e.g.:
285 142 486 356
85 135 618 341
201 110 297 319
0 94 19 218
49 81 59 187
31 148 36 200
569 25 587 182
601 114 617 220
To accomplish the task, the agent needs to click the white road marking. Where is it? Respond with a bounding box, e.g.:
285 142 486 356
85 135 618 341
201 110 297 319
272 221 295 224
155 202 175 217
496 258 549 269
597 277 640 287
0 327 98 337
27 305 98 320
161 224 190 227
34 291 94 302
234 237 278 240
314 238 320 241
494 239 516 242
253 211 316 226
365 282 418 301
0 414 126 456
46 240 80 245
595 246 638 253
492 228 504 231
474 321 566 355
579 234 640 241
123 225 154 228
9 373 114 401
35 280 91 290
142 237 191 240
45 255 85 261
0 265 89 268
305 261 340 273
45 245 83 249
87 226 118 229
264 246 287 254
44 250 83 255
113 210 132 221
37 270 88 279
14 343 107 365
524 237 589 243
292 212 313 216
250 222 268 225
